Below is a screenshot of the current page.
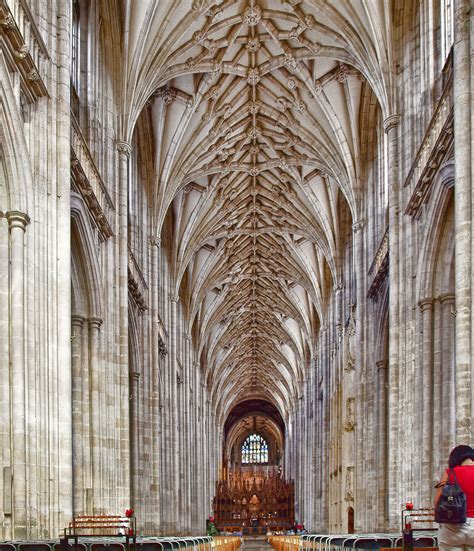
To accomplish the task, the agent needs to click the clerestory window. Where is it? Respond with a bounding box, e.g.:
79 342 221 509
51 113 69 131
241 433 269 464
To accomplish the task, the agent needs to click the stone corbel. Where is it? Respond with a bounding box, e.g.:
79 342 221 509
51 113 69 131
344 419 355 432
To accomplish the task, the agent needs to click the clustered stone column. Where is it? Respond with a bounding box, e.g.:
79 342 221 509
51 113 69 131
6 211 30 539
419 298 434 505
453 0 472 442
72 314 85 514
383 113 401 530
116 141 132 506
130 370 141 509
89 316 103 508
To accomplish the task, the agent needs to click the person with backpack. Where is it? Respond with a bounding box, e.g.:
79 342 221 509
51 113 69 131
435 445 474 551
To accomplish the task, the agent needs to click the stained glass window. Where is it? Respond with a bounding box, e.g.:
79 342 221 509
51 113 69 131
241 433 269 464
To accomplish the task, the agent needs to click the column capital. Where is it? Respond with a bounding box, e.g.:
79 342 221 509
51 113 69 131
333 282 344 293
6 210 30 230
169 294 179 303
439 293 455 305
116 141 132 157
150 236 161 247
71 314 86 327
352 219 366 233
418 297 435 311
376 360 387 370
383 114 401 133
132 371 141 381
88 316 103 329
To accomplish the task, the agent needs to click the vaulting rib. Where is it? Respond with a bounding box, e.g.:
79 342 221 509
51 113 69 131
138 0 383 415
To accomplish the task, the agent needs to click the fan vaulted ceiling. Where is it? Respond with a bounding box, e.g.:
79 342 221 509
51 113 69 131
124 0 393 422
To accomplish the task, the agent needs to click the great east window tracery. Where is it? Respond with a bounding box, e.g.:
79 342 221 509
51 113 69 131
241 434 269 465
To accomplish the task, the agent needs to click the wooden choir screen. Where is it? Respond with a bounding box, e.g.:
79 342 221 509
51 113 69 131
213 470 294 535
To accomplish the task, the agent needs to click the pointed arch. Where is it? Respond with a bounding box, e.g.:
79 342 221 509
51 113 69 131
70 192 103 319
0 55 32 214
415 161 455 301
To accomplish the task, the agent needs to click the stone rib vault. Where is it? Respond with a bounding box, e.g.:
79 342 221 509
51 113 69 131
0 0 471 540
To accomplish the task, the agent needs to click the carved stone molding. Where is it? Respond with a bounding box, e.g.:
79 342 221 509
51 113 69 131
128 266 148 313
0 0 49 102
88 317 103 330
438 293 455 305
71 314 86 328
6 210 30 230
368 229 389 298
116 141 132 157
418 298 435 311
383 114 401 133
352 219 366 233
71 150 114 240
149 236 161 248
158 336 168 358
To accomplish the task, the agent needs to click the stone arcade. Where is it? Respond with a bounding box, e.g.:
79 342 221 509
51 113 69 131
0 0 473 540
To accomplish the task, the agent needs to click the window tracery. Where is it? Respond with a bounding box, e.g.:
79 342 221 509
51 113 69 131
241 434 269 464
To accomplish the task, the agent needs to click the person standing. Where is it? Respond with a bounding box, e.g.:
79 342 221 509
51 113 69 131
435 445 474 551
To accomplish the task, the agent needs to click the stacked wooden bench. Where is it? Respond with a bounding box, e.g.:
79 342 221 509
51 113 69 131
60 515 137 550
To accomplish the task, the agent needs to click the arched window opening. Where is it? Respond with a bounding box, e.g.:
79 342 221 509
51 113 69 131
441 0 454 62
241 434 269 464
71 0 80 92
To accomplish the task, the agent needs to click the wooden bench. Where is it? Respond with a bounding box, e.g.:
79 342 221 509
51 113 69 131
60 515 137 550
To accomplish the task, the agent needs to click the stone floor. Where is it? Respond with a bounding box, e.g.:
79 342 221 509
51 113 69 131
241 536 272 551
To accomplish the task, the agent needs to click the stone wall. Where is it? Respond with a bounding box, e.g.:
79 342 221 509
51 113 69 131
288 0 471 534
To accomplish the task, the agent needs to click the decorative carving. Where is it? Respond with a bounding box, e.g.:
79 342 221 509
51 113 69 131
344 398 355 431
344 351 355 372
247 68 260 85
405 74 453 216
150 236 161 247
382 114 401 133
368 229 389 298
70 147 114 240
246 37 261 52
192 0 210 11
158 336 168 358
0 2 48 102
345 490 354 502
337 64 349 83
352 219 365 233
128 267 148 313
248 101 261 114
116 141 132 156
14 45 29 60
243 5 262 26
27 69 39 82
1 14 15 30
